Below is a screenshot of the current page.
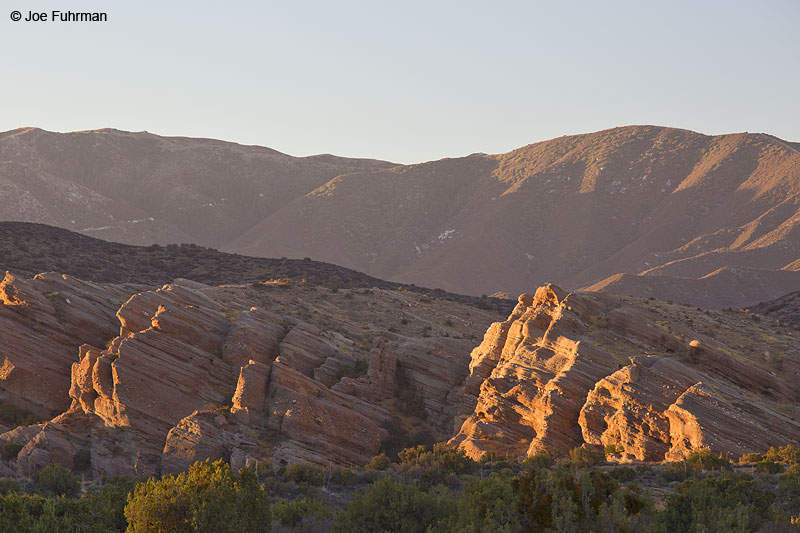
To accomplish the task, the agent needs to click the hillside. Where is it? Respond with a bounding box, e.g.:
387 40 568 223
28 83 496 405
229 126 800 307
0 127 393 247
584 267 800 309
753 290 800 326
0 221 512 313
3 125 800 308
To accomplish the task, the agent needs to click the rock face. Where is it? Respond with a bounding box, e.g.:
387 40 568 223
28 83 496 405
451 286 618 459
452 285 800 462
1 268 798 478
0 271 136 419
3 275 457 478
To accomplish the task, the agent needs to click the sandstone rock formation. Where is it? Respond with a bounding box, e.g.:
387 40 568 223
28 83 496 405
0 273 495 478
1 266 798 478
0 271 138 421
452 285 800 462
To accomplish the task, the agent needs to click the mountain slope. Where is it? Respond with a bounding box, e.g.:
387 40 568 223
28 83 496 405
3 125 800 308
753 290 800 326
229 126 800 306
584 267 800 309
0 127 394 247
0 222 512 313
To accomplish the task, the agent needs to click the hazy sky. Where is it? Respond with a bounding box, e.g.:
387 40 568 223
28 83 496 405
2 0 798 163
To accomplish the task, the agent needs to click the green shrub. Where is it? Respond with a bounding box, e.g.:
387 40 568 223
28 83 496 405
604 443 624 456
513 464 651 531
443 471 523 532
569 445 605 467
272 498 333 528
765 445 800 465
398 445 427 465
365 453 390 471
72 448 91 472
608 467 637 483
739 452 763 464
0 442 22 461
330 467 360 486
524 449 555 470
397 442 476 476
124 459 271 533
282 462 324 486
0 478 22 495
756 460 785 474
684 448 732 472
34 464 80 498
84 476 137 531
775 469 800 524
0 493 62 531
333 477 455 533
655 474 773 532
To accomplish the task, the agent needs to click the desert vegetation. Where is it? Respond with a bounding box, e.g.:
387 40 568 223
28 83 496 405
0 445 797 532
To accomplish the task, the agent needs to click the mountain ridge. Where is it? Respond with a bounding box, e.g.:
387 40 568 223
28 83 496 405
229 125 800 306
0 221 512 314
3 125 800 307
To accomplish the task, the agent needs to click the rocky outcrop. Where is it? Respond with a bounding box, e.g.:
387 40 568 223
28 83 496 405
266 362 387 467
451 286 618 459
161 409 236 474
0 271 136 417
231 361 272 426
453 285 800 462
332 338 397 403
579 357 702 461
686 339 792 401
3 276 418 477
392 337 477 435
664 382 800 460
3 268 798 477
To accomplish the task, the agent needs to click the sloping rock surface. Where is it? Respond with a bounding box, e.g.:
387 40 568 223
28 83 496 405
1 270 797 478
452 285 800 462
0 273 492 478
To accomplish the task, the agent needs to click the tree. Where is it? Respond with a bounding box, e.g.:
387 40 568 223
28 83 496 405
35 464 81 498
444 472 523 532
333 477 455 533
124 459 270 533
569 446 605 468
655 474 773 532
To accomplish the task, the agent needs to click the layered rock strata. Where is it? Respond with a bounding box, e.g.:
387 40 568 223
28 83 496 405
452 285 800 462
2 278 410 477
2 271 798 478
0 271 139 420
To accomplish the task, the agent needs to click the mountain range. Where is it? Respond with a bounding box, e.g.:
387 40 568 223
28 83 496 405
2 125 800 308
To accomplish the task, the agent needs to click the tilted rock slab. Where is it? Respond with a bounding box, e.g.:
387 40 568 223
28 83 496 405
0 271 137 419
453 285 800 461
5 277 397 477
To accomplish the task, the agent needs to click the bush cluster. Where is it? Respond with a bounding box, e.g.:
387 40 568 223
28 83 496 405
0 443 798 531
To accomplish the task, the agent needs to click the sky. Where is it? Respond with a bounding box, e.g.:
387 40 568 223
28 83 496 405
1 0 798 164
